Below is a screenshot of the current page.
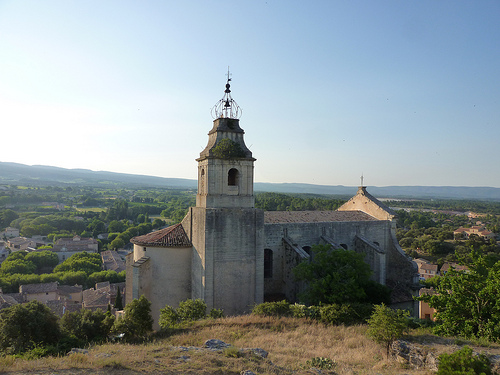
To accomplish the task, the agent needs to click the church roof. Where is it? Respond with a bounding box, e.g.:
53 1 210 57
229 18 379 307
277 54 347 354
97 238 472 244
130 223 192 248
264 210 377 224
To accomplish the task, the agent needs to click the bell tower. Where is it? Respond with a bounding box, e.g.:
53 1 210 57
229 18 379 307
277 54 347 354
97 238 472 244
182 71 264 315
196 72 255 209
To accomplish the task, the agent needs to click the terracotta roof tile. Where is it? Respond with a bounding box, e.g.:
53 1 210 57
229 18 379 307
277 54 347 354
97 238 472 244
264 210 376 224
130 223 192 247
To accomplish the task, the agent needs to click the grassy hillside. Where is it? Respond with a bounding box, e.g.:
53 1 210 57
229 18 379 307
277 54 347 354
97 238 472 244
2 315 499 375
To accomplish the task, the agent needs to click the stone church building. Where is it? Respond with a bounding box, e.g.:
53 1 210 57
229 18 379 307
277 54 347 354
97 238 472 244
126 78 418 328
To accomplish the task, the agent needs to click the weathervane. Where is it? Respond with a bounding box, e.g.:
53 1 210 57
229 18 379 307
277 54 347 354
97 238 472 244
211 67 242 119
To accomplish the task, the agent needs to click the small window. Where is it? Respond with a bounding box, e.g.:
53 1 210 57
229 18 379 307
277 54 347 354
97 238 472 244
302 246 311 255
340 243 348 250
264 249 273 278
228 168 239 186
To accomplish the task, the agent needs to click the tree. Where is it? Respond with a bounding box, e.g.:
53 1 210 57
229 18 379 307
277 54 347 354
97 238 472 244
418 251 500 342
293 244 390 305
366 304 409 358
110 237 125 250
60 308 114 344
25 250 59 272
437 346 491 375
114 286 123 310
0 301 61 354
53 252 101 275
112 295 153 341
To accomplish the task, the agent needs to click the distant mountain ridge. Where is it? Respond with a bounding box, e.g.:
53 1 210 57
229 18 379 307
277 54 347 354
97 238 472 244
1 161 500 200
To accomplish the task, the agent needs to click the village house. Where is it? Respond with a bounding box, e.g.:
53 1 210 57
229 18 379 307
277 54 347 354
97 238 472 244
6 236 39 251
52 235 98 262
3 227 20 238
101 250 126 273
413 258 439 280
453 225 496 241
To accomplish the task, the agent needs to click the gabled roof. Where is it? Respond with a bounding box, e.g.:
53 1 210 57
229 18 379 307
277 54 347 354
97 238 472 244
130 223 192 247
20 281 58 294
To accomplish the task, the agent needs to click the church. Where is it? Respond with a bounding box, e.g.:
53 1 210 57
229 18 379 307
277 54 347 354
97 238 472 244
126 77 419 328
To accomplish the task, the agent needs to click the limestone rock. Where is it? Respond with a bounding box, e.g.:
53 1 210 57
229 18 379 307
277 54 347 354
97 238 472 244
391 340 438 371
203 339 231 350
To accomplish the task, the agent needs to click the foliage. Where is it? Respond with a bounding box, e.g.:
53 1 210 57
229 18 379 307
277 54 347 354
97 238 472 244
0 301 61 354
0 258 36 275
319 303 373 325
293 244 390 305
209 308 224 319
159 299 212 329
437 346 491 375
60 309 115 344
306 357 336 370
255 192 346 212
418 252 500 342
53 252 102 275
366 304 409 358
114 286 123 310
112 295 153 341
252 300 291 317
211 138 246 159
25 250 59 272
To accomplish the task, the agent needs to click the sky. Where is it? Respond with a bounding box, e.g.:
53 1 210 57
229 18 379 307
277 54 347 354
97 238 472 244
1 1 499 188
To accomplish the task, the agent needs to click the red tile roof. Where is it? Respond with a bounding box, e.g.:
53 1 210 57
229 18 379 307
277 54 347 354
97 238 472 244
130 223 192 248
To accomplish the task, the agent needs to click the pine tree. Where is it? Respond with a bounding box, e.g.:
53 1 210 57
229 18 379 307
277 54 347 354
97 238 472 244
114 286 123 310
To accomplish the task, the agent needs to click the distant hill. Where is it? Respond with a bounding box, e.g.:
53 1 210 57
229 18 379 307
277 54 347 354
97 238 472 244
1 161 500 200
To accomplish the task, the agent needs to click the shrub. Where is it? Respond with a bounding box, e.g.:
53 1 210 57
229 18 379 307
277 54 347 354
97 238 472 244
209 308 224 319
437 346 491 375
159 305 179 329
319 303 373 326
176 299 207 321
306 357 335 370
252 300 290 317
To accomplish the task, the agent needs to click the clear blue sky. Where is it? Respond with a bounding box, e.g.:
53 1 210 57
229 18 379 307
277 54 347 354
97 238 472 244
1 1 499 187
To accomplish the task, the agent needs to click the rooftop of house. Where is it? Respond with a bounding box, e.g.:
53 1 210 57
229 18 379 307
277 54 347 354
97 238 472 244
131 223 192 248
264 210 377 224
20 281 58 294
101 250 126 273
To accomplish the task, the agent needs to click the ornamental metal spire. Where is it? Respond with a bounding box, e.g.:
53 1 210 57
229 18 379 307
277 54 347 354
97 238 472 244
211 67 242 119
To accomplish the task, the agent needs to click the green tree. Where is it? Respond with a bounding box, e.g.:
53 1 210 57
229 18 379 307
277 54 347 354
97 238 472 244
112 295 153 341
0 301 61 354
293 244 390 305
53 252 101 275
418 252 500 341
110 237 125 250
60 308 114 344
25 250 59 272
366 304 409 358
0 258 37 275
114 286 123 310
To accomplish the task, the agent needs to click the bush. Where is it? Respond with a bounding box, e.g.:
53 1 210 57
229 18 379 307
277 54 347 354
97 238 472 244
176 299 207 321
159 299 220 329
437 346 491 375
252 300 291 317
306 357 335 370
209 308 224 319
319 303 373 325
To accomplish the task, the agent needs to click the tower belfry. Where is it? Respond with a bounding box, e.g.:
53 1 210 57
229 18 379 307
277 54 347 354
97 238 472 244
196 71 255 209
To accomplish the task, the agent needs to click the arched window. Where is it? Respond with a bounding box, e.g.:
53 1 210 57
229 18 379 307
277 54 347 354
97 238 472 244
264 249 273 278
200 169 205 193
228 168 239 186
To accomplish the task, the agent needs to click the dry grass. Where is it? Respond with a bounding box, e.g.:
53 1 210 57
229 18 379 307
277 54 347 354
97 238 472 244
3 315 498 375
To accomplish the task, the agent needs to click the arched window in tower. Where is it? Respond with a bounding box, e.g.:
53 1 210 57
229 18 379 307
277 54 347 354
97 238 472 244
200 168 205 194
228 168 239 186
264 249 273 279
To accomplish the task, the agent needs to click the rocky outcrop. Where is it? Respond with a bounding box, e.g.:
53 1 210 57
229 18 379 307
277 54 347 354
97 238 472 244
391 340 439 371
